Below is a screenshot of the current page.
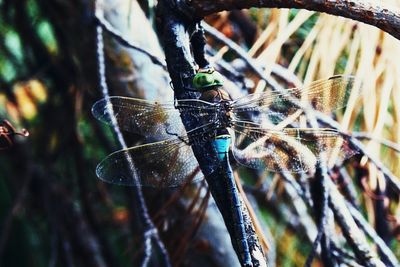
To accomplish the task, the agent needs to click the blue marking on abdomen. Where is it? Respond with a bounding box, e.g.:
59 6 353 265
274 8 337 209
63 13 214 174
212 135 231 161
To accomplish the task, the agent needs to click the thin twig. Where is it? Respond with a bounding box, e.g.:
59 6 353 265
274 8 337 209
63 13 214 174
203 23 283 91
347 203 399 267
353 132 400 154
328 179 385 267
94 11 167 69
331 243 363 267
94 3 171 266
305 165 334 267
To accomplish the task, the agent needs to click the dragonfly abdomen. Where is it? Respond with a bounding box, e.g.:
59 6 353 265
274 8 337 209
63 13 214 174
211 134 231 161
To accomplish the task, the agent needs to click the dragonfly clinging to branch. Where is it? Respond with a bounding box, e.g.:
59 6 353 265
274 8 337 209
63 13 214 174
92 70 359 187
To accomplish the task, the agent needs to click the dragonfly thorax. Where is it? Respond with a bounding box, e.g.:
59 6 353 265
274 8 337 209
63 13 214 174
217 100 233 128
200 87 233 129
199 87 230 102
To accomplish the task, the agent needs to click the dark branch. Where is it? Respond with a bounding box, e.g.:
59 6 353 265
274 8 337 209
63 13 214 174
181 0 400 40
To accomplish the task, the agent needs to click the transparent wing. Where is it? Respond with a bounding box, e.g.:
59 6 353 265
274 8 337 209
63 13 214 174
231 75 357 127
96 137 203 187
92 96 219 141
231 121 357 173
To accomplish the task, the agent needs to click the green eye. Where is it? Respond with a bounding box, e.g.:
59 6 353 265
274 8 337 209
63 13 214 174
200 74 213 86
193 71 224 90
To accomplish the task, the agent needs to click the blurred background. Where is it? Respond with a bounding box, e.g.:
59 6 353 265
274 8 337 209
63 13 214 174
0 0 399 266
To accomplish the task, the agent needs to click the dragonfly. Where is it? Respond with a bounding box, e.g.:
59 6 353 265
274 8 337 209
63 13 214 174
92 74 358 187
92 73 358 266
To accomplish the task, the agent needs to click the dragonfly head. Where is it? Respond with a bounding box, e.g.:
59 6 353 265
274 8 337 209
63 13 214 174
192 68 224 91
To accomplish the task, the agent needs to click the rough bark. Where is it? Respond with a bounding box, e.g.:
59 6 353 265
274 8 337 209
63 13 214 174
179 0 400 40
157 0 267 265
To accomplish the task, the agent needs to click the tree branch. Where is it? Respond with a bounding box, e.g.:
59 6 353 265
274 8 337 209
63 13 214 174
328 179 385 267
181 0 400 40
158 1 267 265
